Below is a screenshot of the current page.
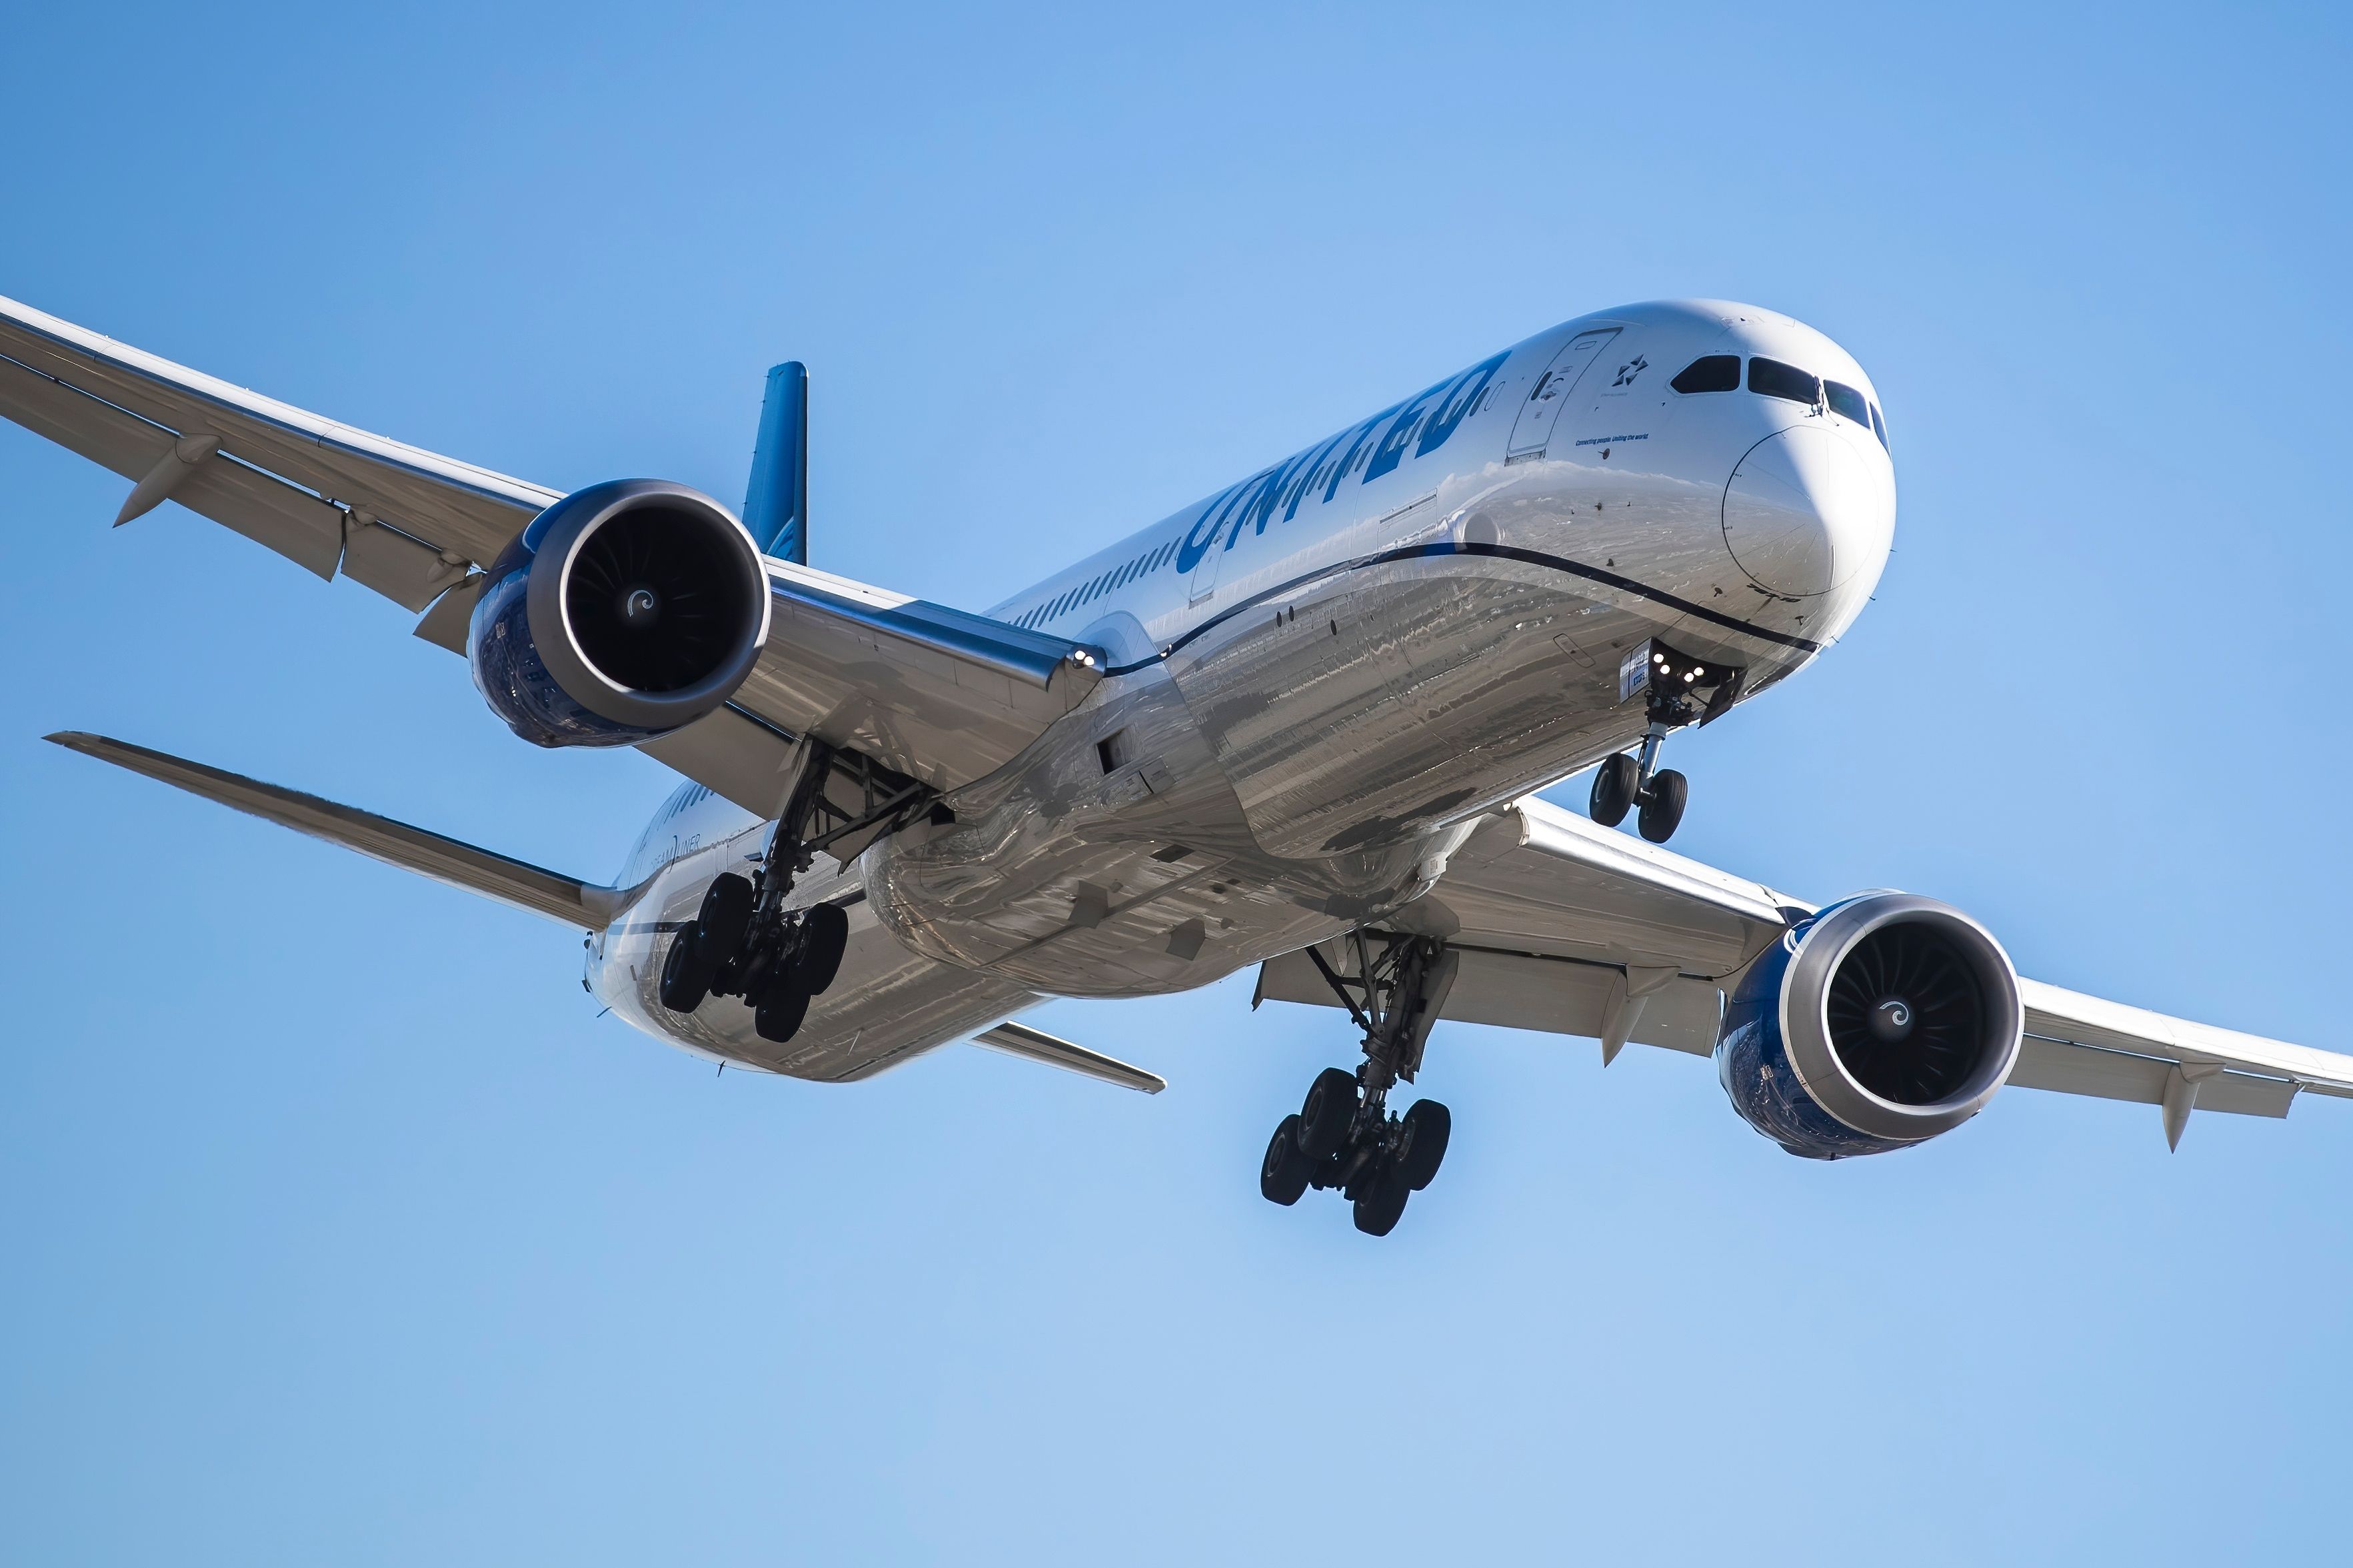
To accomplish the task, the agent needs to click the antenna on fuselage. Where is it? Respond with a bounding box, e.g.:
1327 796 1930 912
743 361 808 564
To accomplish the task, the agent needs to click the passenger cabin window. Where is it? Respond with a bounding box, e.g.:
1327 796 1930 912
1824 379 1869 426
1670 355 1741 393
1748 357 1820 405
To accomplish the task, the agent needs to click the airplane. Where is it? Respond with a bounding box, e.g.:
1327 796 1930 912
8 292 2347 1237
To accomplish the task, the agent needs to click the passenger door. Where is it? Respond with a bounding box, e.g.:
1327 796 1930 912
1506 328 1618 461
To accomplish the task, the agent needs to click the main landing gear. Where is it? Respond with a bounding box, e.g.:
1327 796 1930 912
1260 932 1460 1237
1588 638 1741 844
657 738 932 1046
658 871 850 1045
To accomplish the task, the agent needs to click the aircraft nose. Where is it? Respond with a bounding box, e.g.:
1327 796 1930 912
1720 424 1892 600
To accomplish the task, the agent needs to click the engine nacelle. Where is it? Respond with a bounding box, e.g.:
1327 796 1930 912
1716 893 2023 1159
469 480 771 748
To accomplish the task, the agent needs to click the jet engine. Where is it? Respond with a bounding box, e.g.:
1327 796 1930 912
1716 894 2022 1159
469 480 772 747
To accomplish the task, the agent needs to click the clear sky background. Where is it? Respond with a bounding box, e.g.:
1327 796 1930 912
3 3 2349 1562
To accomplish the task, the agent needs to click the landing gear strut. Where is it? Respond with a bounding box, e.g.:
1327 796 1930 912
658 738 933 1044
1260 931 1460 1236
1589 638 1740 844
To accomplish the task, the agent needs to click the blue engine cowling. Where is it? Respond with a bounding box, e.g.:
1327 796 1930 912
1716 893 2024 1160
469 479 772 748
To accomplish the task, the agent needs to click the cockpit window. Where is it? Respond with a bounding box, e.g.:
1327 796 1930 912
1670 355 1741 394
1748 357 1820 405
1869 402 1889 450
1824 379 1869 426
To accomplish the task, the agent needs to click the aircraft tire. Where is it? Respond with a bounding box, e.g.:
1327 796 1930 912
1398 1100 1452 1190
659 921 715 1013
697 873 755 958
791 903 851 994
1352 1172 1409 1237
755 983 811 1044
1296 1067 1358 1159
1591 754 1639 827
1638 769 1688 844
1260 1116 1312 1205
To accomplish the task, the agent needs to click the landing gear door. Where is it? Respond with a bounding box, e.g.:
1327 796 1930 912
1507 328 1618 461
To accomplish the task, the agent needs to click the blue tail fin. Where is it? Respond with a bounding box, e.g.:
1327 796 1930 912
742 361 807 563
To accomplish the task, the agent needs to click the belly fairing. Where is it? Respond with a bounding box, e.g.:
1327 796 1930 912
860 664 1455 998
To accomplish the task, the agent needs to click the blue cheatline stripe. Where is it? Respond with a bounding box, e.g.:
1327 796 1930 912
1101 540 1824 676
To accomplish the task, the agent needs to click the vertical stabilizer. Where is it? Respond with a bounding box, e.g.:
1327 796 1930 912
743 361 808 564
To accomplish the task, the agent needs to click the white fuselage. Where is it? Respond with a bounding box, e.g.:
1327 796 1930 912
589 300 1897 1078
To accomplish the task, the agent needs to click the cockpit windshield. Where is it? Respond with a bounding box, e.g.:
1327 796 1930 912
1670 355 1740 393
1747 357 1820 405
1673 352 1890 451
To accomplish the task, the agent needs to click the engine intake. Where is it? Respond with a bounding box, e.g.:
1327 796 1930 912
469 480 771 747
1716 893 2022 1159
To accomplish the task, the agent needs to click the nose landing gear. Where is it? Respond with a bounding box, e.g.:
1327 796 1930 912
1588 640 1740 844
1260 931 1460 1236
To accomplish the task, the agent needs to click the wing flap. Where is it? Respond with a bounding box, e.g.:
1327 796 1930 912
635 704 801 817
1255 940 1723 1056
1429 796 1797 976
2010 977 2353 1137
2008 1038 2298 1118
2018 978 2353 1093
731 559 1103 791
0 291 552 574
0 349 347 578
341 516 471 610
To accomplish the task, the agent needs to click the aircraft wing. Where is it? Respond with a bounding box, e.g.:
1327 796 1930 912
0 293 1097 814
1256 794 2353 1144
630 558 1101 810
0 292 552 598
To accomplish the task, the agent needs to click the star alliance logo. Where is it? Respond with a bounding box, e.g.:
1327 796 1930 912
1611 355 1649 388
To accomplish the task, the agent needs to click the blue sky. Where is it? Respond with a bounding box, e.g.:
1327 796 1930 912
3 3 2350 1561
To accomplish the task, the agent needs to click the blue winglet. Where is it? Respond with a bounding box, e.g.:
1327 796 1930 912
743 361 808 563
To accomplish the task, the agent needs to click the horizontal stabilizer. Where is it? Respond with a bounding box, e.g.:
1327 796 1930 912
973 1020 1165 1094
47 732 627 928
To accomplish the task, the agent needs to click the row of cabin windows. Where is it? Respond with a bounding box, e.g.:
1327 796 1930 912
628 782 717 871
1008 383 1510 632
1013 535 1184 629
1670 354 1890 450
